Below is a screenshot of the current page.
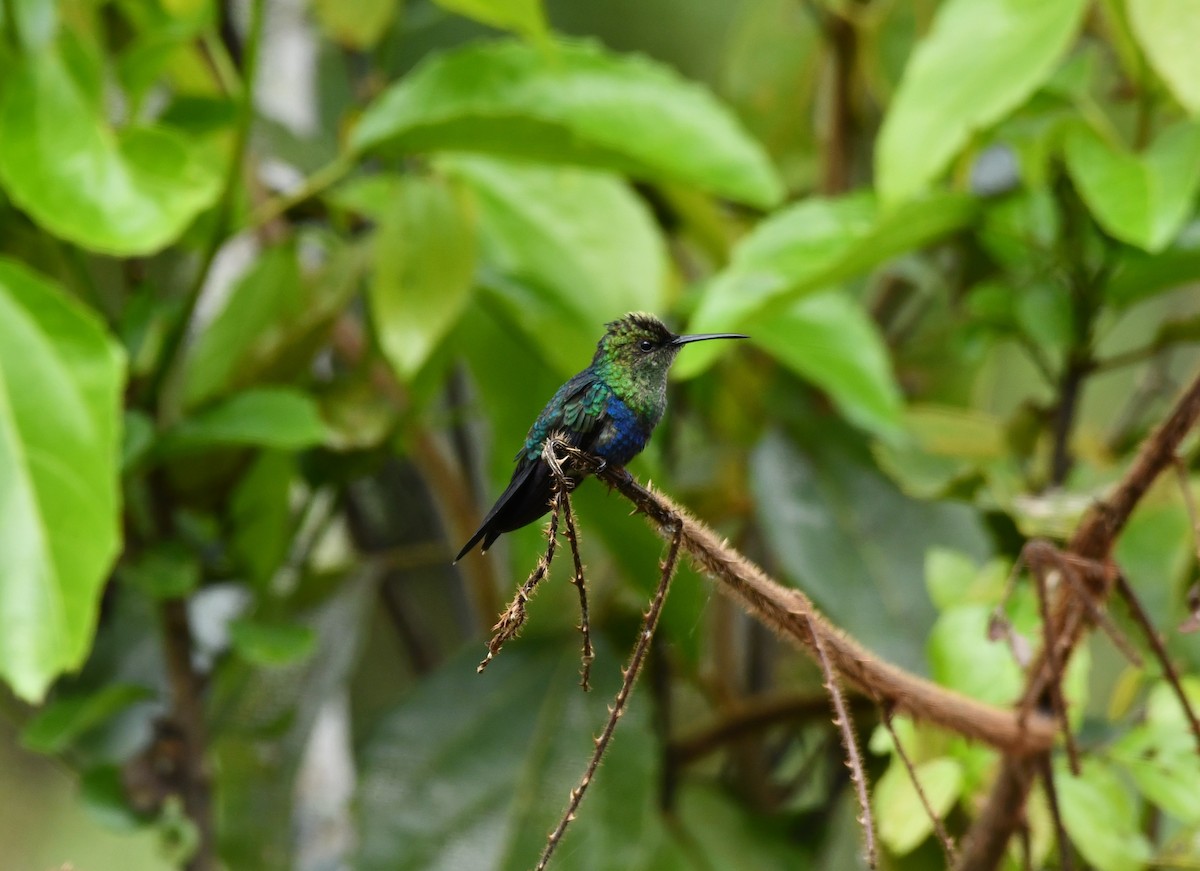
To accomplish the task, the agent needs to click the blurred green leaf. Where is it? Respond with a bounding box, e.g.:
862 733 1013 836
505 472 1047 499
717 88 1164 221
1057 758 1154 871
876 0 1087 204
0 47 221 255
751 293 904 438
229 619 317 667
433 0 547 41
445 156 667 376
751 429 990 671
158 388 327 456
1129 0 1200 114
0 260 125 702
1064 121 1200 252
369 175 478 381
21 684 151 754
313 0 398 47
679 191 976 376
229 452 295 589
356 640 659 871
927 605 1022 706
352 39 783 208
1111 720 1200 823
874 756 961 855
121 541 201 599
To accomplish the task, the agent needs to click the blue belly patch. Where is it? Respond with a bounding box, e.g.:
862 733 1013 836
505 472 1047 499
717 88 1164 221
594 396 648 465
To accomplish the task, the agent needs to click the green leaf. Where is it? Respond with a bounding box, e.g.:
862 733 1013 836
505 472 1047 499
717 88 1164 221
158 388 328 456
1111 722 1200 823
1129 0 1200 114
0 47 222 255
356 640 660 870
751 428 990 671
1056 758 1153 871
750 293 904 438
927 606 1022 706
229 619 317 667
352 39 783 209
1064 121 1200 252
229 452 295 589
21 684 151 754
1106 240 1200 308
445 155 667 376
432 0 547 41
120 541 201 599
874 757 962 855
0 260 125 702
313 0 398 48
369 175 478 381
875 0 1088 204
678 191 977 377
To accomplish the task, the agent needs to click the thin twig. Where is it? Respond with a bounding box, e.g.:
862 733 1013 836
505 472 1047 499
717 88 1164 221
1114 573 1200 754
544 440 594 691
535 521 684 871
809 613 876 869
477 505 560 674
881 709 957 864
1038 755 1074 871
1052 555 1142 667
1028 557 1081 775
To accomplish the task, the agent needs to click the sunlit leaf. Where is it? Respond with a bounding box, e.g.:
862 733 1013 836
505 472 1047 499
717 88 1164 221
874 757 962 855
432 0 547 41
1129 0 1200 114
0 46 221 255
1057 758 1153 871
352 39 783 208
0 260 125 701
313 0 398 48
876 0 1088 204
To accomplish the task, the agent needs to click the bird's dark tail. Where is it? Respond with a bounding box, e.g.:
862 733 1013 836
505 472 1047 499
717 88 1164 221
454 459 553 562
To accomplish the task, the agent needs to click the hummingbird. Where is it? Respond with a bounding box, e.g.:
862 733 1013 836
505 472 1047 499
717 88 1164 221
455 313 747 561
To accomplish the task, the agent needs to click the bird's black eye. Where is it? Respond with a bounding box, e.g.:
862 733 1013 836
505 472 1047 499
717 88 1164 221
638 339 654 352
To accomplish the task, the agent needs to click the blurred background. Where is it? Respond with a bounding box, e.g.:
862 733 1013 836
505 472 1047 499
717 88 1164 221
2 0 1200 868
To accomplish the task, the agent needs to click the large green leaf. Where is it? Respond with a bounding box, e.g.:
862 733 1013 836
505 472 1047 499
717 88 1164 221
1064 121 1200 252
873 757 962 855
356 640 660 871
0 46 222 255
678 191 977 377
1056 759 1153 871
1129 0 1200 114
750 428 990 672
445 156 667 376
750 293 904 438
351 39 783 209
157 388 328 456
875 0 1088 204
0 260 125 701
369 175 479 381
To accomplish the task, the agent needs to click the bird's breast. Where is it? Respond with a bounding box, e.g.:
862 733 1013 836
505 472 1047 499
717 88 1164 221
594 396 650 465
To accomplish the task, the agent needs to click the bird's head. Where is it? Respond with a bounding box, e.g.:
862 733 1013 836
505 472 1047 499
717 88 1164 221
594 312 747 383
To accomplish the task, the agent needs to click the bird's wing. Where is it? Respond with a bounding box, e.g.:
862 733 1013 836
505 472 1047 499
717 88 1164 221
518 370 609 461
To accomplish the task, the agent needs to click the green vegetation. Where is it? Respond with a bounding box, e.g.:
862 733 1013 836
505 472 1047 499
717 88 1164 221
2 0 1200 868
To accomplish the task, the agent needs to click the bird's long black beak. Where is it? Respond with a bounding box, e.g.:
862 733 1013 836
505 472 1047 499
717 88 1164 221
671 332 750 346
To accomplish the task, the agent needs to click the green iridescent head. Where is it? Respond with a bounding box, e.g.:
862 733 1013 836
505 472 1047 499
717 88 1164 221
592 312 748 400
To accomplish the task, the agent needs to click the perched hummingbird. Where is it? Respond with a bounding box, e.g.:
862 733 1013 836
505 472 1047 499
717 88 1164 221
455 313 747 561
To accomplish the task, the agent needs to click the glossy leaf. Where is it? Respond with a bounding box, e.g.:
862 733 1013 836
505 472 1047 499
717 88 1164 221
1129 0 1200 114
445 156 667 376
433 0 547 41
1064 121 1200 252
876 0 1088 204
0 260 125 701
0 47 222 255
352 39 783 208
370 175 478 381
157 388 328 456
356 640 659 871
750 293 904 438
678 191 977 377
751 429 990 671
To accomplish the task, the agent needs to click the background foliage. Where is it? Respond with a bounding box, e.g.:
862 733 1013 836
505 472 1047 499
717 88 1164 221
2 0 1200 868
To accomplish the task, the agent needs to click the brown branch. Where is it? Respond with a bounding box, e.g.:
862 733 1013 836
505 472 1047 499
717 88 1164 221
574 455 1057 756
160 599 216 871
552 447 594 691
536 521 684 871
810 613 876 869
957 367 1200 871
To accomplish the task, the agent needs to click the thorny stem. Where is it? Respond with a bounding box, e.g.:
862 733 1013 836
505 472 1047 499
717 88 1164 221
557 481 594 691
809 613 876 869
1027 556 1081 776
535 522 684 871
882 709 957 865
1039 755 1075 871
